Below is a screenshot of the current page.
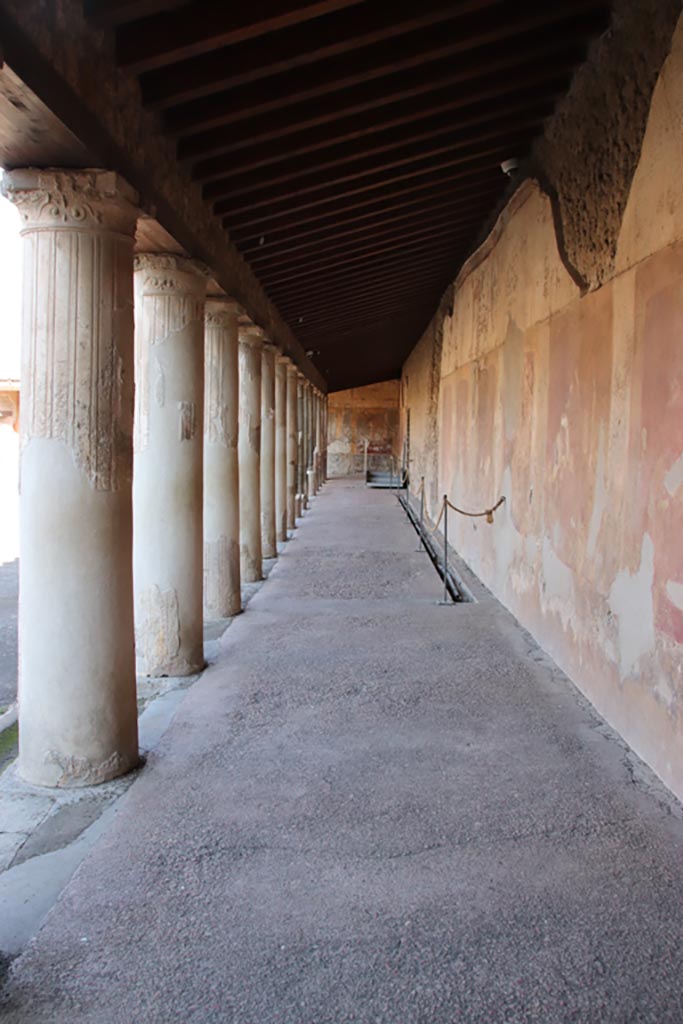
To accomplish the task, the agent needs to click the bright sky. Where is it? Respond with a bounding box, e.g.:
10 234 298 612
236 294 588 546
0 180 22 380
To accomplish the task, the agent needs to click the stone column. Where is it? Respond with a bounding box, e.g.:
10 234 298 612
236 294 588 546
3 168 139 786
304 380 313 508
134 253 207 677
239 324 264 581
313 388 322 493
275 355 288 542
204 299 241 619
286 361 299 530
260 341 277 559
324 394 329 481
296 373 305 518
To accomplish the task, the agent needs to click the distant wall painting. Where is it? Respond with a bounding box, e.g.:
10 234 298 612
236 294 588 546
327 380 400 477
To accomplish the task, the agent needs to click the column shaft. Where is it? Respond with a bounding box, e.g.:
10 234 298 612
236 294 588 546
204 300 241 619
296 374 304 519
239 326 263 581
4 168 139 786
304 381 313 508
134 254 207 677
286 363 298 530
260 343 277 559
275 357 288 542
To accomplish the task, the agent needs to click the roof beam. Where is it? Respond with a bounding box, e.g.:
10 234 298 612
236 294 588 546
191 84 561 185
208 123 539 212
142 0 499 108
117 0 367 72
276 263 455 318
163 5 605 133
230 165 502 241
243 190 495 262
182 63 574 166
251 209 486 278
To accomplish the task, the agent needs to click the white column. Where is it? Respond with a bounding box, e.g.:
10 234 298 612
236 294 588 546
313 388 322 493
3 168 139 786
239 324 264 581
304 379 313 508
286 361 299 530
204 299 241 619
275 355 288 542
322 394 328 481
260 341 277 559
295 372 304 519
133 254 207 677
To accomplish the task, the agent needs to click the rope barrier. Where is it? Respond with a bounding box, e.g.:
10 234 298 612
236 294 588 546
446 495 506 524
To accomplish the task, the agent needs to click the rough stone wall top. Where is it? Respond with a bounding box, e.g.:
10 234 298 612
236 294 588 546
534 0 683 290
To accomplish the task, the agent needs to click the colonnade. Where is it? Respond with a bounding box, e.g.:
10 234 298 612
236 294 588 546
3 168 327 788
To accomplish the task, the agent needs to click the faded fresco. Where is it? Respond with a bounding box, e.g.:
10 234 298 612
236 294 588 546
400 20 683 799
327 381 400 477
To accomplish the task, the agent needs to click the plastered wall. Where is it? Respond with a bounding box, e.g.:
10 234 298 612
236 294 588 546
327 381 400 477
401 18 683 799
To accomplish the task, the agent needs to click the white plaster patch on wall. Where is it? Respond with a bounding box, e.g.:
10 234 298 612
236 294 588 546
664 452 683 496
541 536 577 633
493 466 527 598
608 533 656 678
666 579 683 611
587 425 607 559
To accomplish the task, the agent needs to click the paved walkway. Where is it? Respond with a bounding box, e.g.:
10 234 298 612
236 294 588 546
4 480 683 1023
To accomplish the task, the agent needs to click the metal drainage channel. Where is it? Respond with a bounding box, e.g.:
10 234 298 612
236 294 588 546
398 492 474 605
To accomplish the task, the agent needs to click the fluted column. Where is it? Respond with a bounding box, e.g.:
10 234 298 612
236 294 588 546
286 361 299 530
3 168 139 786
204 299 241 619
133 254 207 677
313 388 322 493
260 341 277 559
304 379 313 508
275 355 288 542
239 324 264 581
296 373 305 519
323 394 329 481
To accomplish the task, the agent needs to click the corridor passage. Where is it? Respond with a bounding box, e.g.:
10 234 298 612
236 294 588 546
5 480 683 1023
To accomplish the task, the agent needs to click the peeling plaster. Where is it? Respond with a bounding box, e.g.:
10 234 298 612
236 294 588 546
541 537 577 634
608 534 656 678
666 580 683 612
664 452 683 496
136 585 181 675
587 426 607 559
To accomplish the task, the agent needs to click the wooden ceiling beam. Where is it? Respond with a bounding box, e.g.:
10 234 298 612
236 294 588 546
230 165 502 242
192 84 560 187
117 0 367 72
206 119 540 210
183 64 573 167
141 0 499 108
162 8 606 138
275 263 455 318
259 221 476 288
266 239 465 303
251 209 486 278
293 291 445 334
243 191 494 262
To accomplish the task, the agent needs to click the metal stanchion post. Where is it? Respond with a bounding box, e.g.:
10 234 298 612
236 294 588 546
416 477 425 552
441 495 450 604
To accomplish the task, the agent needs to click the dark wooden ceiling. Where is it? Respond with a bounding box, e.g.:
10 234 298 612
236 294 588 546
85 0 610 391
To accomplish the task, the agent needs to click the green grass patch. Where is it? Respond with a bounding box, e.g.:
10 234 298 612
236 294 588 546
0 721 18 765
